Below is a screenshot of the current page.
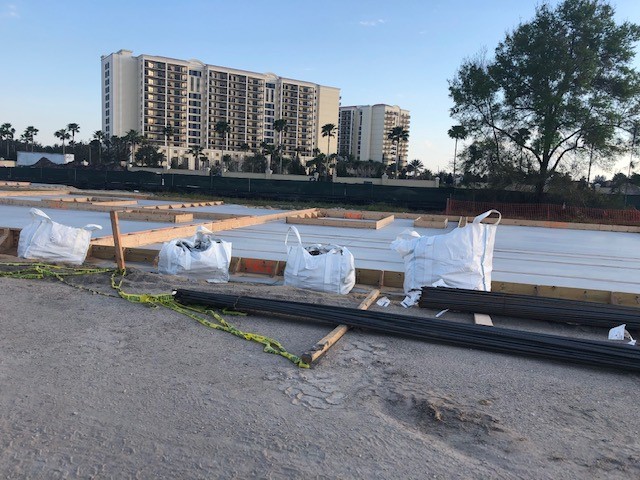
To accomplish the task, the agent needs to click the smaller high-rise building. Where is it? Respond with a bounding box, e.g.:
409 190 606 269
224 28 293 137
338 104 410 165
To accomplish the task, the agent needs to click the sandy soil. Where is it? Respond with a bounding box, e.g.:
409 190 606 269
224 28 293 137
1 265 639 479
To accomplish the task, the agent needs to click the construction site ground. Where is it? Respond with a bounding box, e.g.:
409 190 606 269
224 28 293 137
2 184 640 477
1 266 639 479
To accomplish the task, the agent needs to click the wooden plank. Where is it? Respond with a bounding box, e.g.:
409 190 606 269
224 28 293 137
320 208 422 220
287 216 381 229
118 210 194 223
0 189 70 197
140 201 223 210
374 215 395 229
91 208 318 248
474 313 494 327
301 289 381 365
109 211 126 271
89 199 139 206
414 217 448 229
191 212 252 220
0 228 13 253
0 181 31 187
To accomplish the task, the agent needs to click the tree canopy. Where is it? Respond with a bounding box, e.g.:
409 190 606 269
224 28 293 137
449 0 640 199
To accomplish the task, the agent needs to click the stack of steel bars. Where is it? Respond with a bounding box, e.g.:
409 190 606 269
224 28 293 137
419 287 640 330
174 289 640 372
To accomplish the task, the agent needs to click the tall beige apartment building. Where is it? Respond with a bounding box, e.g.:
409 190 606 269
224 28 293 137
101 50 340 167
338 104 410 166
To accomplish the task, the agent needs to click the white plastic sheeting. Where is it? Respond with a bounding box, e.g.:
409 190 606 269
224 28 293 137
283 226 356 295
17 208 102 265
391 210 501 294
158 226 232 282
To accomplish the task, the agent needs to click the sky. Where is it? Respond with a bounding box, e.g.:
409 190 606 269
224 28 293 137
1 0 639 177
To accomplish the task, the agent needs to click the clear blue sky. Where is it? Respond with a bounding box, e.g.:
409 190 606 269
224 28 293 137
1 0 638 176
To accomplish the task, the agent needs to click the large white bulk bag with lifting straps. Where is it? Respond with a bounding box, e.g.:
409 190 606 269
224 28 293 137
391 210 501 294
18 208 102 265
284 226 356 295
158 226 232 282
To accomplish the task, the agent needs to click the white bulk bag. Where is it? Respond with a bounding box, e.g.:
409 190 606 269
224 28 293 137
284 226 356 295
158 226 232 282
391 210 501 294
18 208 102 265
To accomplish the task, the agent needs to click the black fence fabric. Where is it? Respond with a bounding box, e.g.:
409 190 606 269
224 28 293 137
0 167 454 210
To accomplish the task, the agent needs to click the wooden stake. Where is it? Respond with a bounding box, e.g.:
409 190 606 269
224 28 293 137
301 289 380 365
109 211 126 271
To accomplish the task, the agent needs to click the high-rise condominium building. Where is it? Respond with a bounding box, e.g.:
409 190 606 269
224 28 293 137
101 49 340 167
338 104 410 165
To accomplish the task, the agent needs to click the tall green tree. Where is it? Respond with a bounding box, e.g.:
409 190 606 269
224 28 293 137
409 159 424 177
24 126 39 152
54 128 69 155
162 124 175 148
135 144 165 168
187 145 205 170
67 123 80 153
449 0 640 200
124 130 143 165
321 123 337 175
214 121 231 151
273 119 288 174
447 125 467 180
387 126 409 178
93 130 105 165
1 123 15 158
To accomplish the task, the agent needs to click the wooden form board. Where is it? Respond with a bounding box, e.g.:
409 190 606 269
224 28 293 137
0 181 30 187
83 242 640 309
117 210 194 223
90 208 319 248
0 189 70 197
287 211 395 230
0 228 14 253
2 224 636 309
140 201 223 210
320 208 422 220
414 216 448 229
52 197 139 206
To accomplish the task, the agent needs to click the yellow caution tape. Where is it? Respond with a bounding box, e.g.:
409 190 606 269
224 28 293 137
0 262 308 368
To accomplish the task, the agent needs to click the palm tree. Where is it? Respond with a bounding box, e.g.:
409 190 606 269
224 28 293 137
239 142 250 171
408 159 424 177
93 130 105 165
124 129 143 165
388 126 409 179
162 124 175 148
1 123 15 158
67 123 80 153
273 119 288 174
321 124 337 175
54 128 70 154
447 125 467 180
260 141 278 172
214 121 231 151
24 126 39 152
188 145 205 170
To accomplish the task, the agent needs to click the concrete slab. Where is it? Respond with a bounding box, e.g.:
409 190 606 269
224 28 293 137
2 196 640 293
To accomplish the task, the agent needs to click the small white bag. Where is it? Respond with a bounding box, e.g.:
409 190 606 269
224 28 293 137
284 226 356 295
18 208 102 265
391 210 501 294
158 226 232 282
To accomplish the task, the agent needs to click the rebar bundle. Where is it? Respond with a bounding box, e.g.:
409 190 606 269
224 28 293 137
174 289 640 372
419 287 640 330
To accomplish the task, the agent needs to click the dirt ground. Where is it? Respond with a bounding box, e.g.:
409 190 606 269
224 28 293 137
1 264 639 479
